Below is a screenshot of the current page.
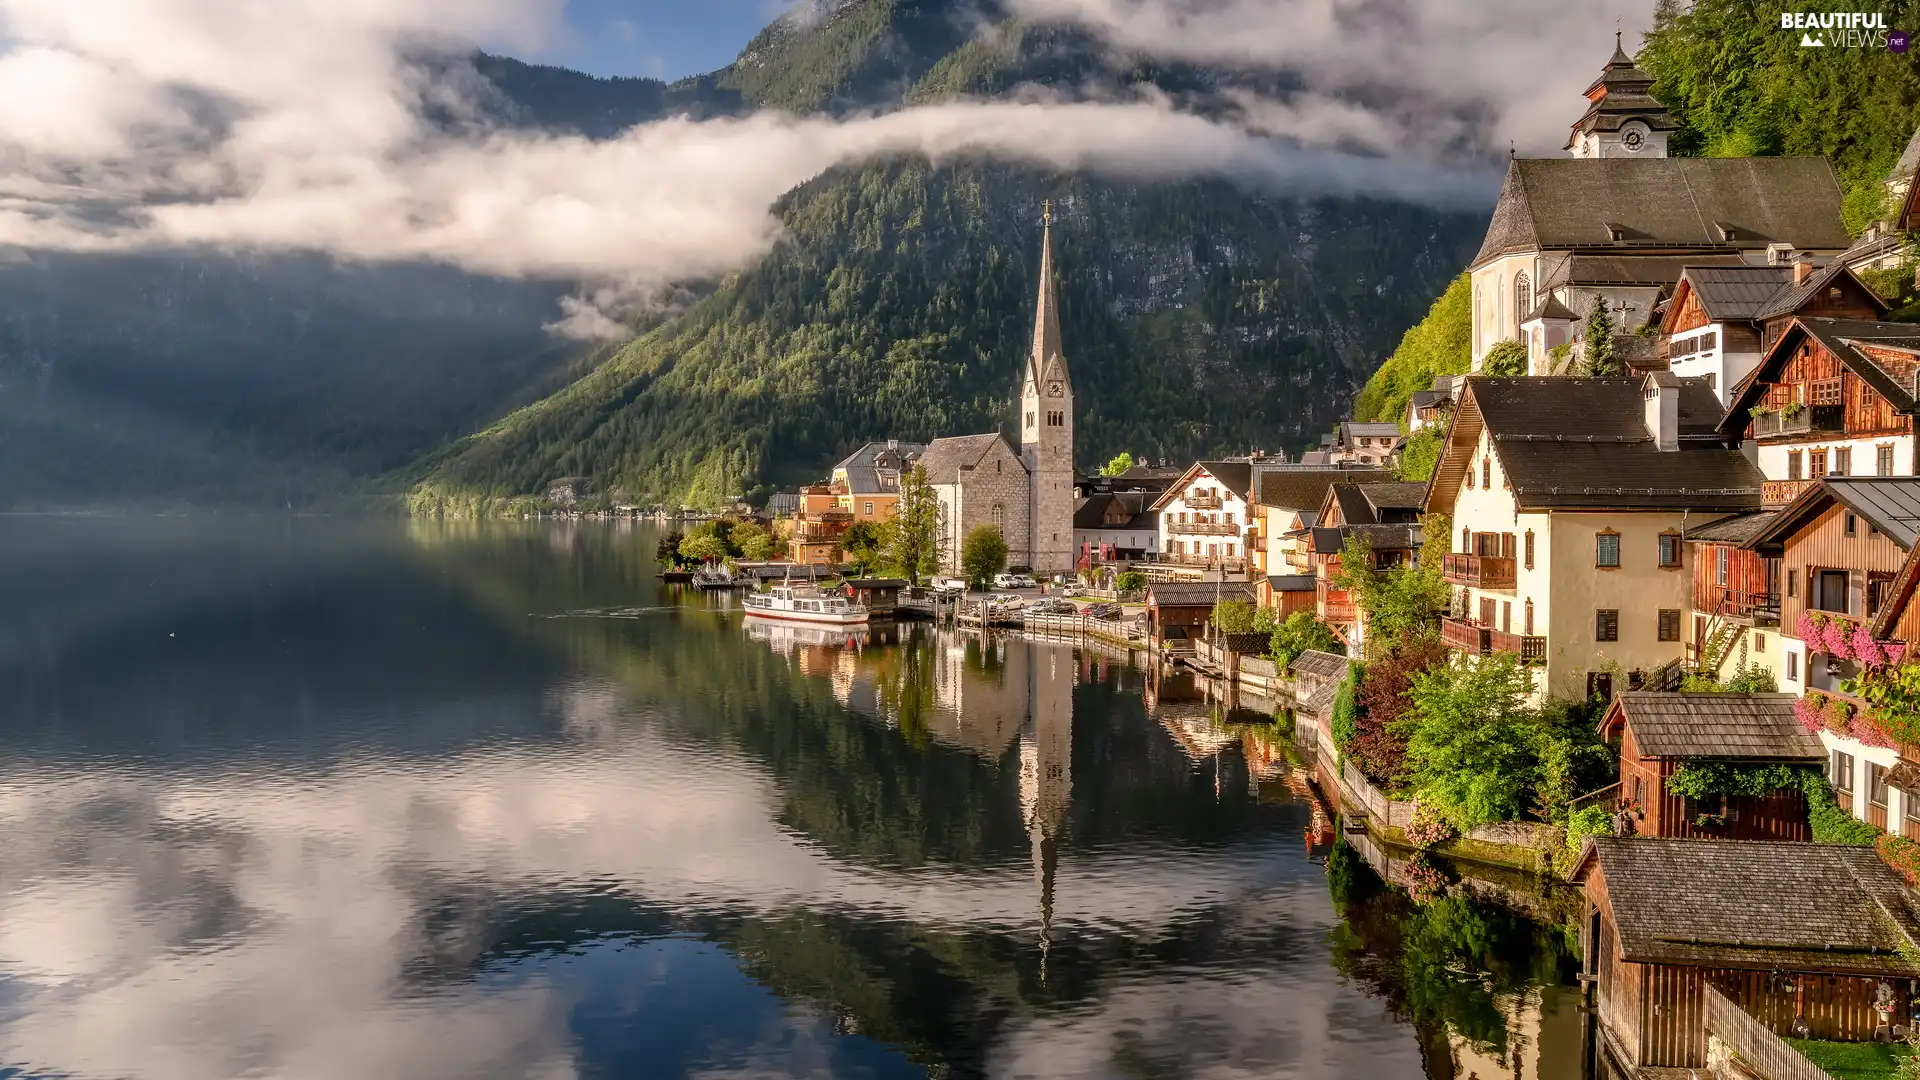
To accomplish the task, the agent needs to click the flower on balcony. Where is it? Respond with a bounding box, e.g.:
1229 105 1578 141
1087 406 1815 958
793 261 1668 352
1793 695 1825 733
1797 611 1822 646
1823 693 1855 735
1853 627 1888 670
1850 710 1897 750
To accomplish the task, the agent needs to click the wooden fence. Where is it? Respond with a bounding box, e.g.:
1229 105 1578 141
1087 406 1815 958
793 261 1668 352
1704 986 1836 1080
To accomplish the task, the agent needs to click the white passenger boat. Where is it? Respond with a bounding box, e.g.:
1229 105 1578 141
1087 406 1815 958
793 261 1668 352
742 583 870 626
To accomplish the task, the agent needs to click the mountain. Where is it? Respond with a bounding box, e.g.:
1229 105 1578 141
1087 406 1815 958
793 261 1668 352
413 11 1483 512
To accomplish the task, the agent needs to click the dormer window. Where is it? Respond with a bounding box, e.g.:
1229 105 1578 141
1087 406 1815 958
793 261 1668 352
1605 222 1627 242
1717 223 1737 241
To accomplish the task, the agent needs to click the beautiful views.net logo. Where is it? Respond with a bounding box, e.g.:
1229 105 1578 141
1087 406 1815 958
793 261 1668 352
1780 11 1905 49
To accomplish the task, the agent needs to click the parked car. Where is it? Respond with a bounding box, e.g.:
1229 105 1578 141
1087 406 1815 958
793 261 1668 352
931 576 969 593
993 573 1038 589
1027 599 1077 615
1081 602 1123 620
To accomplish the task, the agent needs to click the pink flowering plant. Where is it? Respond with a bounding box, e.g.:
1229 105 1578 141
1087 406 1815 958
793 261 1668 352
1399 852 1450 905
1797 612 1822 647
1793 695 1825 734
1403 805 1455 849
1853 626 1888 670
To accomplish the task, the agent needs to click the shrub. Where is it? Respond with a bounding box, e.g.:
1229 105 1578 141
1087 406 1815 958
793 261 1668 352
1212 598 1260 633
1114 570 1147 593
1271 610 1343 666
1479 339 1528 377
1349 634 1448 785
1565 805 1614 857
1331 663 1363 752
1399 654 1541 831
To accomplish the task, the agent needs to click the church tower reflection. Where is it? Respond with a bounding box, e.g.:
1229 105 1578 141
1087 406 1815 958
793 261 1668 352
1018 641 1073 980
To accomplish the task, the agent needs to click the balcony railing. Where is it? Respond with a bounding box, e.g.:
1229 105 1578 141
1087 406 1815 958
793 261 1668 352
1752 404 1844 439
1441 616 1491 656
1318 585 1357 623
1762 479 1813 506
1184 493 1222 509
1488 627 1548 665
1157 554 1248 570
1442 553 1516 590
793 523 849 542
1707 587 1782 626
1166 521 1238 536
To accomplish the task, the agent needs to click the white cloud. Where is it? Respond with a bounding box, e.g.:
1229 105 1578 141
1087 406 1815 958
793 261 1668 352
1007 0 1665 156
0 0 1496 333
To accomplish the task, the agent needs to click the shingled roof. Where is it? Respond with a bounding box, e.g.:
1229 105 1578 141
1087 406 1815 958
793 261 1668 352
1751 261 1889 322
1604 692 1824 760
917 434 1017 485
1430 377 1764 513
1539 252 1751 291
1685 511 1779 546
1148 580 1255 608
1290 649 1351 681
1473 157 1850 269
1573 838 1920 976
1255 467 1392 511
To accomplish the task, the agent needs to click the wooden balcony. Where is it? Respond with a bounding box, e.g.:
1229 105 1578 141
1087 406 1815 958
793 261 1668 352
1166 521 1237 536
1155 554 1247 571
1752 404 1844 440
1318 585 1357 623
1441 616 1491 656
1762 479 1813 506
1184 493 1223 509
1488 627 1547 665
1442 553 1516 590
1706 587 1781 626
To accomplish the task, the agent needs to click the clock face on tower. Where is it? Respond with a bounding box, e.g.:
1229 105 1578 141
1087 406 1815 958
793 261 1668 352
1620 122 1647 152
1046 380 1064 398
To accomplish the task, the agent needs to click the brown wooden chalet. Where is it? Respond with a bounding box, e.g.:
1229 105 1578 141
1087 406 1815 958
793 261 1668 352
1660 258 1882 347
1146 580 1253 651
1308 482 1425 634
1684 511 1781 675
1574 837 1920 1075
1598 692 1823 841
1722 317 1920 505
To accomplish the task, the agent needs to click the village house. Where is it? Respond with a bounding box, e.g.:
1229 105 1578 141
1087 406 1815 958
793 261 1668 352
1149 461 1256 580
1740 479 1920 831
1681 509 1781 684
1720 315 1920 495
1307 481 1426 652
1424 374 1763 701
1471 42 1851 374
1071 490 1159 566
1405 376 1460 433
1248 466 1392 613
1842 125 1920 272
1145 579 1253 653
1573 837 1920 1076
1598 692 1823 842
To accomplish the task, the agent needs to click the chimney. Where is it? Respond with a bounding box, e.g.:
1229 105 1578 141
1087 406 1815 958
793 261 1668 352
1793 259 1814 285
1643 373 1680 452
887 439 899 450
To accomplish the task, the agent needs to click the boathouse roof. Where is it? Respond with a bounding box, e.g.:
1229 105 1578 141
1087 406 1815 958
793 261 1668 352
1573 837 1920 977
1601 692 1824 760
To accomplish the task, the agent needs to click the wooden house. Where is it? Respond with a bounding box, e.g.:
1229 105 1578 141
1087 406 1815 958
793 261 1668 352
1598 692 1823 841
1250 466 1391 608
1721 316 1920 502
1146 580 1253 652
843 578 908 617
1307 481 1426 652
1573 837 1920 1075
1682 510 1781 681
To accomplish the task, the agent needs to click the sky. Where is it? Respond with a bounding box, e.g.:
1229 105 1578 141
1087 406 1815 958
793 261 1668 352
536 0 785 79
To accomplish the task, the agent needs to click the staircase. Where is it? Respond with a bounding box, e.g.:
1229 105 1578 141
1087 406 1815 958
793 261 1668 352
1699 622 1742 675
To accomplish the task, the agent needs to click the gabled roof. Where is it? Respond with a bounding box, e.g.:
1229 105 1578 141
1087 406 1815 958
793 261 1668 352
1340 422 1404 440
1147 580 1255 608
1290 649 1350 680
1311 523 1421 553
1266 574 1315 592
1603 692 1823 760
1685 511 1778 545
1254 467 1392 512
1572 838 1920 977
1749 478 1920 553
1722 317 1920 439
1428 377 1763 513
1472 157 1850 269
1073 491 1157 532
917 433 1019 485
1670 265 1797 324
1149 461 1255 511
1523 295 1580 323
1751 261 1889 323
1873 545 1920 640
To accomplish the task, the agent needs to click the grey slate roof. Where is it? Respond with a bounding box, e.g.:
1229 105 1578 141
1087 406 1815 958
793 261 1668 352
1612 692 1823 760
1525 295 1580 322
1473 157 1850 268
1148 580 1255 608
1578 838 1920 976
1685 512 1778 545
1459 377 1764 511
1341 422 1404 440
1290 649 1350 680
1255 467 1392 511
1540 252 1751 290
1824 479 1920 549
834 441 927 493
1073 491 1157 532
1409 389 1449 409
1752 261 1887 322
917 434 1016 485
1676 265 1796 321
1266 574 1315 592
1311 523 1421 553
1196 461 1254 500
1897 124 1920 185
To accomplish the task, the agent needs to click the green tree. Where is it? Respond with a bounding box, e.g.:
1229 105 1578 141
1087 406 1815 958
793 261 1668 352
1101 451 1136 476
1114 570 1147 593
1211 598 1260 633
739 531 776 562
730 522 772 557
1334 535 1450 646
1581 303 1620 377
1354 272 1471 423
1394 426 1443 482
881 463 943 586
1478 339 1527 377
679 533 728 563
838 520 885 570
1270 610 1343 666
1400 654 1542 830
960 524 1008 586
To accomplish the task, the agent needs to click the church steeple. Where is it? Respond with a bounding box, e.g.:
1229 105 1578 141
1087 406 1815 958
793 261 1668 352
1566 34 1675 158
1029 200 1065 393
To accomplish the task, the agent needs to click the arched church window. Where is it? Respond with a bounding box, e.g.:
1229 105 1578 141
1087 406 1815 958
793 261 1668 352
1515 272 1532 328
992 503 1005 531
1497 277 1507 335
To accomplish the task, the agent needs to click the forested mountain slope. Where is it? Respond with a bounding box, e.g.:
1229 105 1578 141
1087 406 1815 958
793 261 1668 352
415 11 1482 511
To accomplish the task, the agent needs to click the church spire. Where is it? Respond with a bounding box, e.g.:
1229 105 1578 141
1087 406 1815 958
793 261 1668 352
1030 200 1064 390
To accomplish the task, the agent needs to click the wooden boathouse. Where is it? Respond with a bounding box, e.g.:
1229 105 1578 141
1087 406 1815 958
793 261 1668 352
1572 837 1920 1075
1598 692 1824 842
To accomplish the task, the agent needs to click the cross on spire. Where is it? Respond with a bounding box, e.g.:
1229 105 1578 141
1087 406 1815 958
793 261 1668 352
1042 198 1053 227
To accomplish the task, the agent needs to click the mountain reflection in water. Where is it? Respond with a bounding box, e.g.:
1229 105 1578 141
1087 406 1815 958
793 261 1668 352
0 518 1580 1079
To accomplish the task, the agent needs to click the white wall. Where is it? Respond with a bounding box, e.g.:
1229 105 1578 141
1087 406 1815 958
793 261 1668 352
1754 435 1917 481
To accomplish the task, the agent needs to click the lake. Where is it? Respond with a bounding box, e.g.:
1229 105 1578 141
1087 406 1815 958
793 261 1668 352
0 517 1583 1079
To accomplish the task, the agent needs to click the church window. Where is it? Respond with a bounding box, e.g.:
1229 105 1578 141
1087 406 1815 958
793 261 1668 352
992 503 1005 531
1515 272 1531 328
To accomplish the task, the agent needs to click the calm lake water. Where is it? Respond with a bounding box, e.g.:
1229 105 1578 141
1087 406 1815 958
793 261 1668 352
0 518 1583 1080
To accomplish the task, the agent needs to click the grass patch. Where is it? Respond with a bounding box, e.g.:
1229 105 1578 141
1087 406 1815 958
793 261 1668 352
1784 1037 1912 1080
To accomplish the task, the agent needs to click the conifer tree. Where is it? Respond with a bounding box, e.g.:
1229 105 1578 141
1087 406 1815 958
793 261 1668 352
1581 303 1621 377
